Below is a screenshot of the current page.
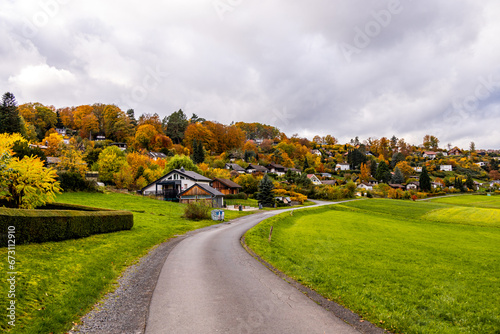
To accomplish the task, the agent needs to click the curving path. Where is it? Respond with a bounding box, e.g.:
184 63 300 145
145 203 362 334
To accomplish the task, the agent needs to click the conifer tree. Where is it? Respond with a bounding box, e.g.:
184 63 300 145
375 161 391 183
391 167 405 184
419 166 431 192
0 92 22 134
256 174 275 207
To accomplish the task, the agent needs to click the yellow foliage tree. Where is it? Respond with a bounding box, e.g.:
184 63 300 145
42 133 64 157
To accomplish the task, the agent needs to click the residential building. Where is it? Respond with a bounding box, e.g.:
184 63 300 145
266 163 287 176
307 174 322 185
225 163 246 174
440 165 453 172
246 164 268 174
148 152 167 160
211 178 242 195
335 163 350 171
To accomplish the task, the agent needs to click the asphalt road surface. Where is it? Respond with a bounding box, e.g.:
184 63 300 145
146 204 361 334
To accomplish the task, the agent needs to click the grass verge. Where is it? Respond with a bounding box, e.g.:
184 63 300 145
245 198 500 334
0 192 251 333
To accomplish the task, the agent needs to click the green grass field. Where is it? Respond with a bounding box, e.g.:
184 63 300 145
245 196 500 334
0 192 250 333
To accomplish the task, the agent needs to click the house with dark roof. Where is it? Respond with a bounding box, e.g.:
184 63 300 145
211 178 242 195
246 164 268 174
148 151 167 160
178 183 225 208
138 167 213 201
225 163 246 174
266 163 287 176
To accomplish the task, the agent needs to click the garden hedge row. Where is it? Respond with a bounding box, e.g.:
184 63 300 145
0 203 133 246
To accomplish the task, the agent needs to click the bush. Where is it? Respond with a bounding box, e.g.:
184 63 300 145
0 203 133 246
225 193 248 200
182 201 211 220
58 172 97 192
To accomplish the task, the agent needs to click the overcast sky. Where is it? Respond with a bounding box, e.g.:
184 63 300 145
1 0 499 148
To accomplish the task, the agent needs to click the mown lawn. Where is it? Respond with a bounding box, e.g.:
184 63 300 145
428 194 500 209
0 192 251 333
245 198 500 334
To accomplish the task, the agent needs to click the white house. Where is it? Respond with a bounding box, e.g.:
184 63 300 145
225 163 246 174
358 183 373 191
475 162 486 167
139 167 213 200
335 163 350 171
440 165 453 172
307 174 322 185
423 151 437 159
413 167 423 173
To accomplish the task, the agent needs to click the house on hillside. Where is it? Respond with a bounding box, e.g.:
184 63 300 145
440 165 453 172
178 184 225 208
138 167 213 201
307 174 322 185
406 182 419 190
358 183 373 191
448 148 462 156
148 152 167 160
111 142 127 151
211 178 242 195
225 163 246 174
320 173 333 178
413 167 423 173
335 163 350 171
287 167 302 175
246 164 268 174
266 163 287 176
423 151 437 159
321 180 337 186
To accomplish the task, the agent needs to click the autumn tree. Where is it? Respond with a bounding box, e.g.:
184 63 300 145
395 161 414 180
135 124 159 150
0 145 61 209
359 163 371 182
74 105 99 139
97 146 127 183
184 122 215 152
164 155 201 174
42 133 64 157
324 135 338 146
58 144 88 176
150 134 173 152
423 135 440 150
138 113 163 134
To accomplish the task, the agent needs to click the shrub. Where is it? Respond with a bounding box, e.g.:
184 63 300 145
225 193 248 200
182 201 211 220
0 203 133 245
58 172 97 192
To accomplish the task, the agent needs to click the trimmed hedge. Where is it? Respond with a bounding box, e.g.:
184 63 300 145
0 203 133 246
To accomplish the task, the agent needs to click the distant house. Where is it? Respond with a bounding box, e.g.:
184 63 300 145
321 180 337 186
389 184 405 190
286 168 302 175
275 196 292 206
475 162 486 167
56 128 67 136
46 157 61 166
335 163 350 171
110 142 127 151
413 167 423 173
148 152 167 160
307 174 322 185
406 182 419 190
440 165 453 172
490 180 500 188
448 148 462 156
432 182 444 189
138 167 212 200
246 164 268 174
311 149 322 156
211 178 242 195
266 163 287 176
178 183 225 208
358 183 373 191
225 163 246 174
423 151 437 159
320 173 333 178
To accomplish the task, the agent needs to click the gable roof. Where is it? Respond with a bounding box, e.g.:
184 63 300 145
246 164 268 172
179 183 224 197
139 168 211 193
226 163 246 172
266 163 286 170
213 178 242 189
148 151 167 159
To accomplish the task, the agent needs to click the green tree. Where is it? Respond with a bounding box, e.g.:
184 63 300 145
375 161 391 183
0 92 22 134
348 148 366 170
391 167 405 184
419 166 431 192
164 155 201 174
391 152 405 169
127 109 137 126
11 140 47 164
465 174 475 190
164 109 189 144
97 146 127 183
192 140 205 164
256 174 275 207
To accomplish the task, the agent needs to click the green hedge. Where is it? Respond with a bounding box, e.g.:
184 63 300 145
0 203 133 246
